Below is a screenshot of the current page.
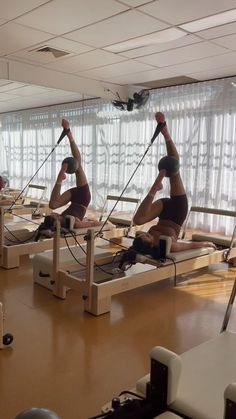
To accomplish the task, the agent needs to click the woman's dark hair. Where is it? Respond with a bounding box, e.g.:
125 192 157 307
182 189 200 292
34 215 56 241
133 236 152 254
43 215 56 229
118 247 137 270
133 235 160 259
118 235 160 270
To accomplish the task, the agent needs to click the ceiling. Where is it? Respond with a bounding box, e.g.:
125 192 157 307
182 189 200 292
0 0 236 113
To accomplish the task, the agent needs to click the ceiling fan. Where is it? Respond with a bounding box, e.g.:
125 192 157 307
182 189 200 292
112 89 150 111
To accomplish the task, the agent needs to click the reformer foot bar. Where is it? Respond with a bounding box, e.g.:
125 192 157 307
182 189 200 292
0 207 116 269
182 206 236 265
33 207 236 316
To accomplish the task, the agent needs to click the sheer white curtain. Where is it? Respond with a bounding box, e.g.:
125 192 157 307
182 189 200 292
0 77 236 233
147 78 236 234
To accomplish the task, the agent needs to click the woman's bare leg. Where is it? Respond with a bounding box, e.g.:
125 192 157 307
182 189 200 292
156 112 185 196
49 163 71 209
62 118 88 187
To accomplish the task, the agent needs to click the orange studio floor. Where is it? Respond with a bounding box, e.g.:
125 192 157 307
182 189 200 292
0 255 235 419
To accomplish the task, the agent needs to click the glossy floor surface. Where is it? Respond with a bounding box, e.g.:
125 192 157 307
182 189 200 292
0 253 236 419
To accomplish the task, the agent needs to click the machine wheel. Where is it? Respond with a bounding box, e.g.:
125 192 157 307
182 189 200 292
3 333 13 345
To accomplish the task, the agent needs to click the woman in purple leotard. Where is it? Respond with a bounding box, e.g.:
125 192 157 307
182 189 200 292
48 119 102 229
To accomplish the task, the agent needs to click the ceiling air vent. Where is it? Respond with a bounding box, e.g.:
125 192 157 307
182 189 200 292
30 46 70 58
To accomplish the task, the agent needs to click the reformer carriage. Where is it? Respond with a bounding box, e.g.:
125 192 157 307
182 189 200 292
0 192 139 269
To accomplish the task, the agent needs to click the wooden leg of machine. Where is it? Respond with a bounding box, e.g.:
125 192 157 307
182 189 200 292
83 229 96 314
52 221 63 297
0 208 4 268
0 208 22 269
84 286 112 316
2 250 20 269
0 303 3 349
0 302 13 348
83 229 112 315
53 271 67 299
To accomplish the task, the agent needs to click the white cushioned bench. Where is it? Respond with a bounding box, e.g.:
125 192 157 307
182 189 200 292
136 236 215 264
33 244 114 289
166 244 214 262
136 331 236 419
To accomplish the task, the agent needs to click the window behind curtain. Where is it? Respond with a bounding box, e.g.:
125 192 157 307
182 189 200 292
1 77 236 234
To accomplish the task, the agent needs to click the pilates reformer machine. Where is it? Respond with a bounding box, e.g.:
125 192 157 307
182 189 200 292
93 276 236 419
0 302 13 349
33 206 236 316
0 206 65 269
0 186 137 271
0 206 116 269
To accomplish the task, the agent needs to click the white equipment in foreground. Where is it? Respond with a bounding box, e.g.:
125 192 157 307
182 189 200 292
95 277 236 419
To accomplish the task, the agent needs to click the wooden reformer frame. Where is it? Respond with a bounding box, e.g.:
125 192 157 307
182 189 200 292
0 208 69 269
43 206 236 316
36 207 236 316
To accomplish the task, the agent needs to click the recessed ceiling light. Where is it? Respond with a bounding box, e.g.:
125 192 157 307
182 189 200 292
104 28 186 53
180 9 236 33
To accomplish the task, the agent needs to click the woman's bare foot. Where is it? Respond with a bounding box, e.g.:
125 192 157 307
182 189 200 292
155 112 170 138
62 118 70 130
155 112 165 124
62 118 74 141
153 169 166 190
57 163 67 182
